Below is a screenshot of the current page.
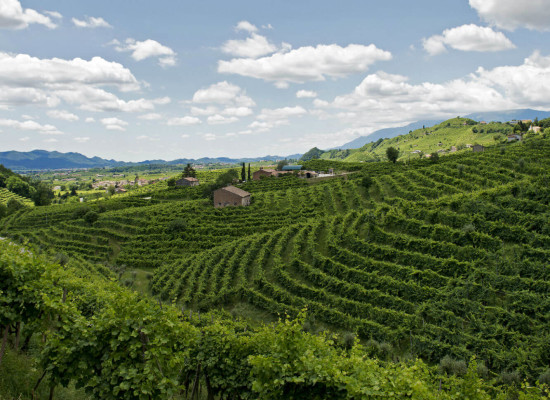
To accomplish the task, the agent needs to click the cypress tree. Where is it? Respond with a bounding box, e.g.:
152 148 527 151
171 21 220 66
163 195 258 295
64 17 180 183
248 163 251 181
241 162 246 181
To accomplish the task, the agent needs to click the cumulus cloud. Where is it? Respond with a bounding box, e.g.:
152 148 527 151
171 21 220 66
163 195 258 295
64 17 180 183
423 24 515 55
469 0 550 31
101 117 128 131
113 38 177 67
192 81 255 107
235 21 258 33
47 109 79 121
74 137 90 143
0 118 62 134
72 16 111 28
218 44 391 87
85 117 95 123
322 52 550 129
203 133 217 141
0 0 57 29
0 52 138 89
222 33 277 58
138 113 162 120
190 106 219 116
0 51 168 112
166 116 201 126
249 106 307 132
207 114 239 125
296 90 318 98
221 106 253 117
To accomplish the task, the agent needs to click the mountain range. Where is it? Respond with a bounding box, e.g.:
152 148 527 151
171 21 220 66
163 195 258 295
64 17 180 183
0 150 303 171
2 109 549 170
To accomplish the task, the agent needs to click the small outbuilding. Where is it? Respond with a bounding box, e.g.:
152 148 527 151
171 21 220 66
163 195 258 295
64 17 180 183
213 185 251 208
282 165 303 171
176 177 199 187
507 134 522 142
472 144 485 152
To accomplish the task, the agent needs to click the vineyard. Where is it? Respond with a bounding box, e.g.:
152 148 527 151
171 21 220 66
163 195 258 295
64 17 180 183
1 138 550 392
0 187 34 207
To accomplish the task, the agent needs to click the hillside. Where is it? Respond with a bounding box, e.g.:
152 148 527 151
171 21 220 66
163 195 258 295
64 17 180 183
2 136 550 392
332 108 550 151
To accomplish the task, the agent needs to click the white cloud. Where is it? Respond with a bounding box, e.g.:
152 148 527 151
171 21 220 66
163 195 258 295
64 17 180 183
138 113 162 120
190 106 219 116
222 106 253 117
469 0 550 31
21 114 34 120
249 106 307 132
235 21 257 33
74 137 90 143
323 52 550 128
85 117 95 123
101 117 128 131
44 11 62 19
43 138 58 143
0 118 62 134
0 52 138 88
423 24 515 55
47 109 79 121
0 0 57 29
55 86 159 112
207 114 239 125
203 133 216 141
257 106 307 121
218 43 391 86
222 33 277 58
181 134 190 138
113 38 177 67
296 90 318 98
167 116 201 126
152 97 171 105
19 136 29 141
192 81 255 107
72 16 111 28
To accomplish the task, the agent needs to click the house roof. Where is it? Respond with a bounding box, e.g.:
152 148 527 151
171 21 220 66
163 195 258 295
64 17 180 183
282 165 302 171
183 177 198 181
216 185 250 197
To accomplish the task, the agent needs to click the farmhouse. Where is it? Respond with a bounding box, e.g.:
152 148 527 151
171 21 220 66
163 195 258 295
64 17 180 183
213 185 251 208
252 168 278 180
529 126 541 133
472 144 485 152
175 177 199 187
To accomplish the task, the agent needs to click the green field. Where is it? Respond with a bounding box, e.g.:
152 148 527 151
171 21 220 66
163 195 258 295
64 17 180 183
1 136 550 398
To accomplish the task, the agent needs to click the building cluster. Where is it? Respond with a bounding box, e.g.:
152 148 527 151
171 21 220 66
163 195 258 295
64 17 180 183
252 166 320 180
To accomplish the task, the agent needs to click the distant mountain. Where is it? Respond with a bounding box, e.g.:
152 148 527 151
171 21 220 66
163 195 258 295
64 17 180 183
0 150 302 170
333 109 550 150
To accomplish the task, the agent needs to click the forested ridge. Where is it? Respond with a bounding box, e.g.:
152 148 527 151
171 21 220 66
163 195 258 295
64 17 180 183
1 137 550 398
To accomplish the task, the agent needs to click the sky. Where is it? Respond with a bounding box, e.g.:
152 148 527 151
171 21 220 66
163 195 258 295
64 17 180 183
1 0 550 161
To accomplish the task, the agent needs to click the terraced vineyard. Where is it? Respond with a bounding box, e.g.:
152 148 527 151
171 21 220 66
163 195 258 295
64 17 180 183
0 187 34 207
1 138 549 380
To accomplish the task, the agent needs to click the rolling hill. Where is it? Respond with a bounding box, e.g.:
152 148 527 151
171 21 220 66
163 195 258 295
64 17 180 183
2 135 550 389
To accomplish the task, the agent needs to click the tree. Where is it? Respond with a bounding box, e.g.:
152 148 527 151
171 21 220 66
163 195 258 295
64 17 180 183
386 147 399 163
183 163 196 178
276 159 289 171
6 176 31 198
83 211 98 225
248 164 251 181
241 162 246 182
31 182 54 206
0 203 7 219
6 198 23 215
430 152 440 163
107 185 116 195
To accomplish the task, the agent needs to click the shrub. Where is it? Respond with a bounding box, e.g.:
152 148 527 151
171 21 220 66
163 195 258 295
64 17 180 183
167 218 186 233
83 211 99 225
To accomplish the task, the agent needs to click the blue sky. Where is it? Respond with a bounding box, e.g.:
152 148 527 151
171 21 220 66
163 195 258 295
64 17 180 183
1 0 550 161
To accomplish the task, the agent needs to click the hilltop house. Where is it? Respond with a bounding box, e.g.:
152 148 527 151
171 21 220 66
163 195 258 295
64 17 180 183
176 177 199 187
213 185 251 208
472 144 485 152
529 126 541 133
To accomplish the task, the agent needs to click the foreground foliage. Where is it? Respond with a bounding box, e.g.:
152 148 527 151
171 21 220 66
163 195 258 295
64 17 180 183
2 240 548 399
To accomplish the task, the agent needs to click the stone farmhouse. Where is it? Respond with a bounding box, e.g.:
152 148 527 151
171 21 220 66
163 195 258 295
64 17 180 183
176 177 199 187
213 185 251 208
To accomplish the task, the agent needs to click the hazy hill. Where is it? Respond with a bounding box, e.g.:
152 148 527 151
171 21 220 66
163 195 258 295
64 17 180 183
333 109 550 150
0 150 302 170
